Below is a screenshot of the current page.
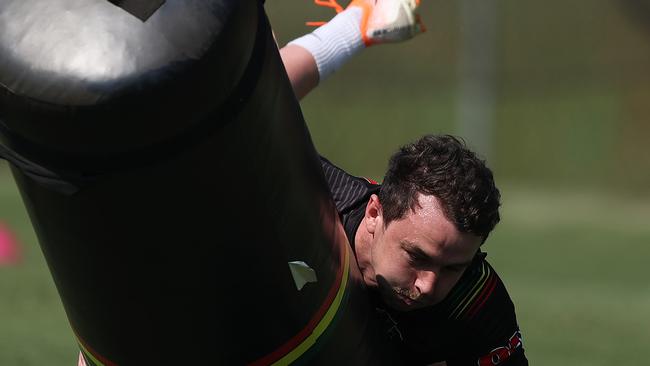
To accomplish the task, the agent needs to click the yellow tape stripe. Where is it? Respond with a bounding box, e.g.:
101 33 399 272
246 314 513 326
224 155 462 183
271 244 350 365
74 246 351 366
78 342 105 366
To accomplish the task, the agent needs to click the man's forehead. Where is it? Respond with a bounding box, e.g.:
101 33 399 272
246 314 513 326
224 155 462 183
400 238 477 266
404 194 459 233
410 193 445 217
401 197 455 238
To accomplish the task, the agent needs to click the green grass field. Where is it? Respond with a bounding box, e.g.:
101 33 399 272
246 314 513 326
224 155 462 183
491 186 650 365
0 169 77 366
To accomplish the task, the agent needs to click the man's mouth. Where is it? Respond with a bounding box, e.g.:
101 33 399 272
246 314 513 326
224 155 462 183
393 288 421 307
396 292 415 306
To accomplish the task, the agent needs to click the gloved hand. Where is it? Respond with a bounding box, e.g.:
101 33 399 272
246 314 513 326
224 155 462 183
347 0 425 46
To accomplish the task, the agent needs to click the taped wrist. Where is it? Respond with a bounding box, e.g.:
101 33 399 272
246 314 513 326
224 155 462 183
288 7 364 82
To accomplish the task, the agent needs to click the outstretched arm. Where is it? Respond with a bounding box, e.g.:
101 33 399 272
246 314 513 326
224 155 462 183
279 0 424 100
280 45 319 101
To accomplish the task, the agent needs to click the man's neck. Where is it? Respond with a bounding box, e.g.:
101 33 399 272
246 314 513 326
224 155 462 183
353 216 376 288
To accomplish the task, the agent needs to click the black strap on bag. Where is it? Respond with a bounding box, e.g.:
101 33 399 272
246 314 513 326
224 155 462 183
0 142 90 195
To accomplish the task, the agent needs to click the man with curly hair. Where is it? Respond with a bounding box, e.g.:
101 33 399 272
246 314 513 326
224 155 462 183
277 1 529 365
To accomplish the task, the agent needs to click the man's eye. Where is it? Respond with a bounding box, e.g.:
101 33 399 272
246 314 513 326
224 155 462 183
406 251 426 264
444 265 465 273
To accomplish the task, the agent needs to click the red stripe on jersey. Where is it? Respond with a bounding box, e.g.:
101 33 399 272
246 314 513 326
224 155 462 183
466 275 497 320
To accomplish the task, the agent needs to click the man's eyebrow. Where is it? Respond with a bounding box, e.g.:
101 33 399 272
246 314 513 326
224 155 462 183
400 240 429 258
401 240 475 267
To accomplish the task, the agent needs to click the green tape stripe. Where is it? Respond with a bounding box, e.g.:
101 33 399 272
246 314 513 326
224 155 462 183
78 344 105 366
290 266 353 366
271 243 351 365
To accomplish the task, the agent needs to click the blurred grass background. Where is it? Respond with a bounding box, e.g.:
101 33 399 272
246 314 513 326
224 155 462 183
1 0 650 364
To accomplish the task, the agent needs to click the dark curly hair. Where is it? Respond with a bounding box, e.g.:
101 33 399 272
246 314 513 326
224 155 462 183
378 135 501 242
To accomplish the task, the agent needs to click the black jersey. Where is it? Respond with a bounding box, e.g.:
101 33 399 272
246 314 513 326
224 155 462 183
320 157 528 366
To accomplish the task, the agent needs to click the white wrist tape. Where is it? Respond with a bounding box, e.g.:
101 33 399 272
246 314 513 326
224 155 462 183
288 8 364 81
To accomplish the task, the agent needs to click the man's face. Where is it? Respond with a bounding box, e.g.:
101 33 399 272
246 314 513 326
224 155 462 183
364 194 482 311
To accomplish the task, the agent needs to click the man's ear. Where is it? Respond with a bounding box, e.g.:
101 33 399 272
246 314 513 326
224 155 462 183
364 194 383 235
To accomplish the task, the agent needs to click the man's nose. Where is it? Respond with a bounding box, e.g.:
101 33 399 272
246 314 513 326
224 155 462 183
414 270 437 297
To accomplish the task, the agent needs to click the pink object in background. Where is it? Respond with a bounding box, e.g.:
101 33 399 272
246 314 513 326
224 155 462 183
0 221 21 265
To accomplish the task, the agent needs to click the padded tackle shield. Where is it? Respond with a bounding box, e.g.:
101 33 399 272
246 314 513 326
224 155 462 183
0 0 402 364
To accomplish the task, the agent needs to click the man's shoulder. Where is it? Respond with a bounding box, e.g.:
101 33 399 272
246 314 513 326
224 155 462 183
319 156 380 214
445 258 527 364
389 256 528 365
444 256 513 323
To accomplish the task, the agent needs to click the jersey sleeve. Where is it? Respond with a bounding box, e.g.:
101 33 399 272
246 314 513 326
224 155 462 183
319 155 379 215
